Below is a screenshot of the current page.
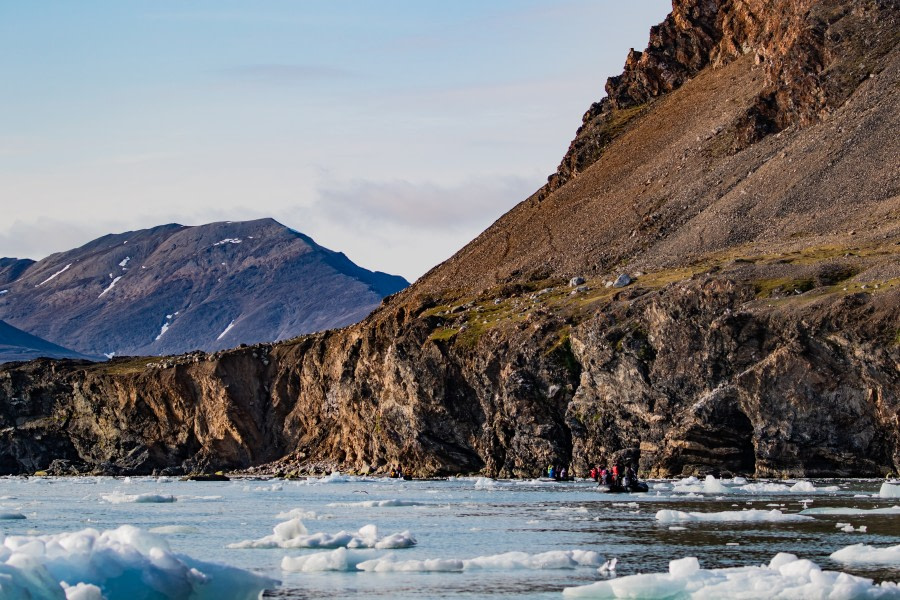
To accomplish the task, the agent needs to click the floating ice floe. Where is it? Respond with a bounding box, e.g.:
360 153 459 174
655 509 813 523
738 482 791 493
148 525 199 534
281 548 603 573
547 506 590 515
101 493 176 504
248 483 283 492
789 480 843 493
801 505 900 516
836 522 867 533
326 500 427 508
879 482 900 498
360 549 603 573
280 547 376 572
832 543 900 565
474 477 496 489
227 518 416 550
61 582 103 599
562 553 900 599
671 475 730 494
275 508 320 520
299 471 360 485
177 495 223 502
0 525 276 599
0 512 26 520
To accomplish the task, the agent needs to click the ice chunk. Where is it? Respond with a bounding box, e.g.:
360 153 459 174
672 475 729 494
148 526 199 534
562 553 900 599
303 471 356 484
0 525 276 599
831 543 900 565
357 556 465 573
787 481 840 493
326 500 426 508
738 482 791 493
101 493 176 504
281 547 376 572
0 512 26 520
655 508 813 523
879 482 900 498
801 505 900 516
62 582 103 600
669 556 700 577
598 558 617 574
274 508 319 520
351 549 603 573
474 477 496 489
790 481 815 493
227 518 416 550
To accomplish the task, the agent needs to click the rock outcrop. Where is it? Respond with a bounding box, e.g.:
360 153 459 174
0 0 897 478
546 0 897 195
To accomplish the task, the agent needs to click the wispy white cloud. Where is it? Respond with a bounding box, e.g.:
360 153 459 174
316 176 536 232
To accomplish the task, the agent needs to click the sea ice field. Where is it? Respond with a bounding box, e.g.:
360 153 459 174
1 474 899 598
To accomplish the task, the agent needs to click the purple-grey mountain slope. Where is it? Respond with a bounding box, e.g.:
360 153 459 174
0 219 408 356
0 319 97 364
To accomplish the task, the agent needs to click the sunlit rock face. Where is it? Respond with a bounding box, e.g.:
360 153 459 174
0 0 897 478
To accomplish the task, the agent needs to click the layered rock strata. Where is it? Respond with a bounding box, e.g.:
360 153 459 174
0 0 898 478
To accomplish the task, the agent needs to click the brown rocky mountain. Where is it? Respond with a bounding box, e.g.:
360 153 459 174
0 219 408 358
0 0 897 478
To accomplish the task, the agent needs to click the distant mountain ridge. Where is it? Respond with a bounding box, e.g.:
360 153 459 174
0 218 408 356
0 319 96 363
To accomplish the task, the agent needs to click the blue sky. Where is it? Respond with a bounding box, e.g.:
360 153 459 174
1 1 670 280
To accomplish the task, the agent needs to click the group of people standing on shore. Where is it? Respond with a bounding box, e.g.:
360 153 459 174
546 465 571 480
589 462 639 488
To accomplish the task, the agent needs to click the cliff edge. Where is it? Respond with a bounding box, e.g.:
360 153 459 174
1 0 898 478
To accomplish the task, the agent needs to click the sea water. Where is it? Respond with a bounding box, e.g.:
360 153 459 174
1 474 899 598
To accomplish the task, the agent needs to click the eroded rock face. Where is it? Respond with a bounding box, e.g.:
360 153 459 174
0 274 897 478
546 0 897 195
0 0 897 478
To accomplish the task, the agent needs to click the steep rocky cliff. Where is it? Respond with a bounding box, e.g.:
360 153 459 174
0 0 898 478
